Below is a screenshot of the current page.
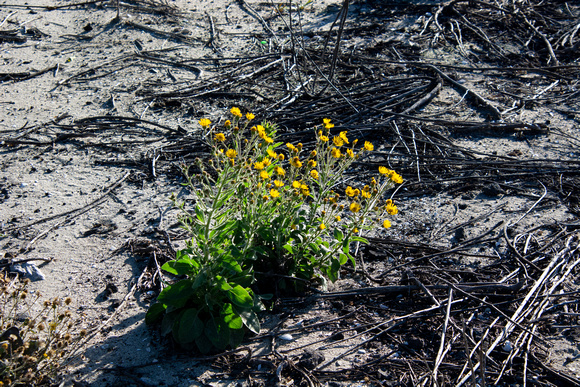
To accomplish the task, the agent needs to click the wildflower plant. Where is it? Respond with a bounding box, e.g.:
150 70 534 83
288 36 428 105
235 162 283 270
0 275 83 386
147 109 402 352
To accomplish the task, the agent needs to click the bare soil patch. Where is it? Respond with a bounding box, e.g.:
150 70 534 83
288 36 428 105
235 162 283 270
1 0 579 385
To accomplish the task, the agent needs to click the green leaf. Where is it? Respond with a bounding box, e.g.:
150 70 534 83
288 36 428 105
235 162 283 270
195 333 213 354
339 253 348 265
228 285 254 308
191 271 207 291
162 258 196 276
350 236 369 244
282 243 294 254
229 327 245 348
145 303 166 325
195 207 205 223
205 317 230 350
177 308 204 344
235 306 260 334
308 242 320 253
160 311 178 336
221 303 243 330
216 276 233 291
333 228 344 242
327 258 341 282
157 280 196 308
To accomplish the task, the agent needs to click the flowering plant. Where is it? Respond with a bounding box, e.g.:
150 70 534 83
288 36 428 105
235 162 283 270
146 108 402 352
0 275 84 386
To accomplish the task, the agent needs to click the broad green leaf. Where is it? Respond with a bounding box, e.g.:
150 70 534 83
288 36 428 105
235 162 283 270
230 327 245 348
205 317 230 350
195 333 213 354
234 306 260 334
339 253 348 265
221 303 243 330
283 244 293 254
326 266 338 283
191 271 207 291
157 280 196 308
228 285 254 308
145 303 166 325
177 308 204 344
308 242 320 253
215 276 232 291
162 258 196 276
160 311 178 336
333 228 344 242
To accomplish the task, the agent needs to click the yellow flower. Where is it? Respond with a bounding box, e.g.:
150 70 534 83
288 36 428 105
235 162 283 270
391 172 403 184
214 132 226 142
286 143 296 151
333 136 344 147
339 131 349 144
325 122 335 130
224 120 231 128
308 159 317 168
267 149 277 158
246 112 255 120
350 202 361 213
319 223 326 230
301 184 310 196
226 149 237 159
274 180 284 188
345 186 356 197
346 149 354 158
254 161 265 170
383 219 391 228
275 166 286 177
270 189 280 198
263 158 271 167
323 118 332 125
264 136 274 144
263 195 269 201
310 150 317 157
310 170 319 179
386 202 398 215
278 154 285 161
331 147 342 158
199 118 211 128
362 185 371 199
353 227 359 233
364 141 374 151
320 135 329 142
370 177 377 186
230 107 242 118
290 157 303 168
379 166 390 175
335 215 341 222
292 180 301 189
260 170 270 180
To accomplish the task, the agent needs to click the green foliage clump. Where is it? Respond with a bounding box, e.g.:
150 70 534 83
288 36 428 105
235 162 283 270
147 108 402 353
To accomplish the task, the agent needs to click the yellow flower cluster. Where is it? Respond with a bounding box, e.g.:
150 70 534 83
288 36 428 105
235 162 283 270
379 166 403 184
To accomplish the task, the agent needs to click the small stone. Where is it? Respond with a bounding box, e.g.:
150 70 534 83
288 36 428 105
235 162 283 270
298 349 325 369
279 333 293 341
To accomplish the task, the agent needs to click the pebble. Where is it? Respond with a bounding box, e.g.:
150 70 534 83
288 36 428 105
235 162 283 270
279 333 293 341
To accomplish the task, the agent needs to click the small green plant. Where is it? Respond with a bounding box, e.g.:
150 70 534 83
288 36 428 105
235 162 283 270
0 275 85 386
147 108 403 353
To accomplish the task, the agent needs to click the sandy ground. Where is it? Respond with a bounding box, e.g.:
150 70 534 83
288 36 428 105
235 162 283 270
1 0 580 386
